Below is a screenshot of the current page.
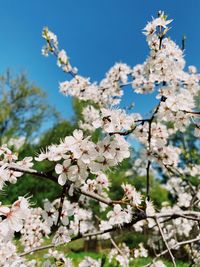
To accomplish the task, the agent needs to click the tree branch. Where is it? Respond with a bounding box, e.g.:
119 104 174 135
110 236 128 267
156 217 176 267
56 184 68 226
0 163 57 182
144 237 200 267
20 211 200 257
3 164 200 223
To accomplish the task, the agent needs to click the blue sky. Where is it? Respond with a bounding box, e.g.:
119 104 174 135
0 0 200 128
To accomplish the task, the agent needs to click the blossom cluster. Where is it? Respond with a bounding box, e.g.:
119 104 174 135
36 129 130 191
0 144 33 189
20 207 50 251
109 242 132 266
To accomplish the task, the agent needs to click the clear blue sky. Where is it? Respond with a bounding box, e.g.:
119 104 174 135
0 0 200 127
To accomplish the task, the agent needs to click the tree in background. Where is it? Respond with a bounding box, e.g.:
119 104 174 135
0 70 61 205
0 70 58 142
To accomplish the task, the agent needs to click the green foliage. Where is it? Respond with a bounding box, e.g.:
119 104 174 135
0 70 58 141
38 120 75 147
2 174 60 206
131 175 169 208
72 98 94 123
72 98 101 142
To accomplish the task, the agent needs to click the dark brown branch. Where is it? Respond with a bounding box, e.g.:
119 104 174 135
109 125 138 136
109 119 153 136
3 164 200 223
76 187 113 206
20 211 200 257
182 110 200 116
146 100 162 200
20 211 146 257
0 163 57 183
181 35 186 51
56 184 68 226
155 211 200 221
2 163 128 207
146 161 151 201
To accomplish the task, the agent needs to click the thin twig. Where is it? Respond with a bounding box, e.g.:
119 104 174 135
109 125 138 136
144 237 200 267
110 237 128 267
146 100 162 200
156 217 176 267
146 160 151 201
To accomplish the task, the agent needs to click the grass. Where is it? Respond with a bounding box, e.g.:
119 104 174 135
67 252 189 267
16 238 192 267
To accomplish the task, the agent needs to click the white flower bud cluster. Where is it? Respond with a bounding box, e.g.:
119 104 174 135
20 207 50 252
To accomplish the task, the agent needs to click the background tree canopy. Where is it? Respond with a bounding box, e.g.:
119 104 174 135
0 70 58 142
0 70 60 205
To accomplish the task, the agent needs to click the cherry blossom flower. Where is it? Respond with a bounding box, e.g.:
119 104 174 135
122 184 142 206
52 226 71 245
107 204 132 226
0 197 30 238
55 159 78 185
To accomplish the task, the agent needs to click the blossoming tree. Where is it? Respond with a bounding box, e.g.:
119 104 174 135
0 11 200 267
